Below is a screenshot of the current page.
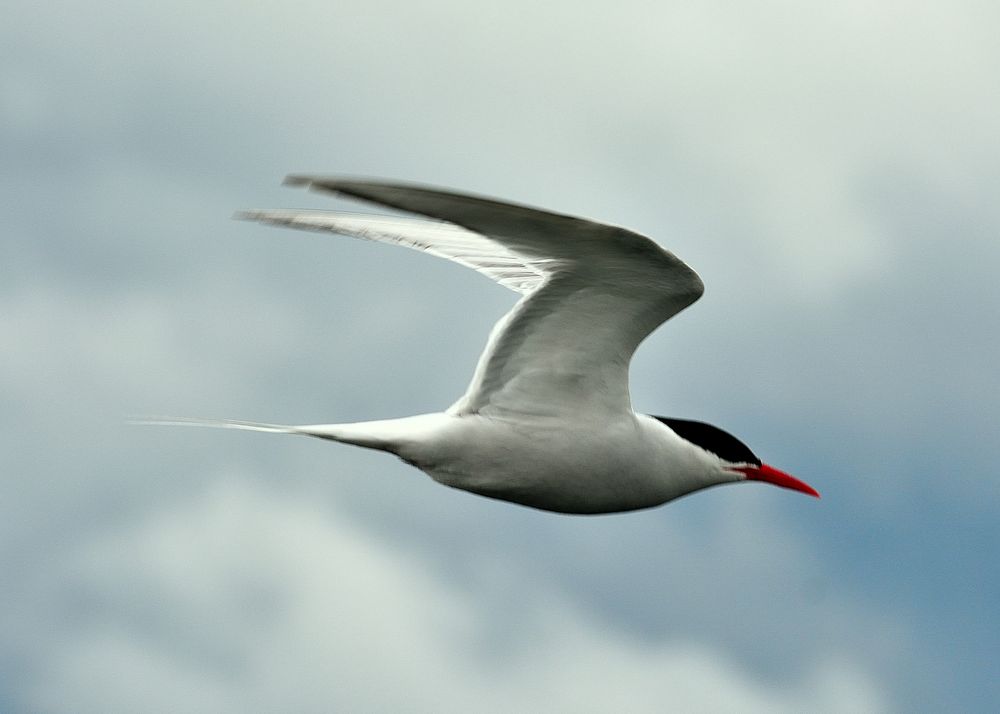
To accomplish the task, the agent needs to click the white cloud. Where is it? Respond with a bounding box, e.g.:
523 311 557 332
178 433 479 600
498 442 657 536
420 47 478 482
8 1 998 300
31 479 888 714
3 1 998 710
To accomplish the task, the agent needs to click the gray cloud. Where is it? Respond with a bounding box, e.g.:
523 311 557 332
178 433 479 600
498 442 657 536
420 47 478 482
3 0 999 711
28 480 888 714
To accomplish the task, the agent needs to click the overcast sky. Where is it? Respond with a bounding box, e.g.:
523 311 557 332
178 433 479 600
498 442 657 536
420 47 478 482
3 1 998 712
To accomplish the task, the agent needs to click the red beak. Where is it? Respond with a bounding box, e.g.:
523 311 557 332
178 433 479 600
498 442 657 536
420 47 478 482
732 463 820 498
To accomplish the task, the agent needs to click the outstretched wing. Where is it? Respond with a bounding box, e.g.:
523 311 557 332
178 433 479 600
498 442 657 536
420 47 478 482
244 177 704 419
235 210 545 294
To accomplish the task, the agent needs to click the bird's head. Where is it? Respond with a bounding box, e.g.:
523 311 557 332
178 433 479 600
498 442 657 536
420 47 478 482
652 416 820 498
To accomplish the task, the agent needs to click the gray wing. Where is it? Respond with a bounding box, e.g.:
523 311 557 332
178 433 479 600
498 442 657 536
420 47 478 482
246 176 705 419
235 209 545 294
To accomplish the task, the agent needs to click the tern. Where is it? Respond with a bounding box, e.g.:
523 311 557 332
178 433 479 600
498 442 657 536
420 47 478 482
151 176 819 514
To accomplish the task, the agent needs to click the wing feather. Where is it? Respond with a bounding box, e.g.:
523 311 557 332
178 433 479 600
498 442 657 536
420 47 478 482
236 209 544 294
245 177 705 418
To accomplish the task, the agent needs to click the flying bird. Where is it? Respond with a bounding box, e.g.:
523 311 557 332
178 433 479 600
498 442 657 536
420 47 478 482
151 176 818 514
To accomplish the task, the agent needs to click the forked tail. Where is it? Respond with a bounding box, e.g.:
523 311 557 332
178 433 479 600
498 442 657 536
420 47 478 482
129 416 300 434
131 415 422 455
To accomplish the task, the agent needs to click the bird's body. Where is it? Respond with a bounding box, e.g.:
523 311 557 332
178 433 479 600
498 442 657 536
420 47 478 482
150 176 818 513
298 411 730 514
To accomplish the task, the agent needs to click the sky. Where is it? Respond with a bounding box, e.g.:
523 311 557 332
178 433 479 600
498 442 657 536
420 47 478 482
2 1 998 712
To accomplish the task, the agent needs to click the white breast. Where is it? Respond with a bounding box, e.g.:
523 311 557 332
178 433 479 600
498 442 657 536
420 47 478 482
395 412 721 514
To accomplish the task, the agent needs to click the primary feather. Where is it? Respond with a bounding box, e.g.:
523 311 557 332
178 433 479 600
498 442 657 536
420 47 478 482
243 177 704 419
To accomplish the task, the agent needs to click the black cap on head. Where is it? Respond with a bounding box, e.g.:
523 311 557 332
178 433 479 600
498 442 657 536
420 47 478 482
650 416 761 466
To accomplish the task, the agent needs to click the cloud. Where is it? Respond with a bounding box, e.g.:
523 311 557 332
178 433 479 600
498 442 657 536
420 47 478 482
29 479 887 714
2 0 999 710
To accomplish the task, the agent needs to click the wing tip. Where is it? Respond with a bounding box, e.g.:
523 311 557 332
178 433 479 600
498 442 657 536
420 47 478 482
284 174 369 191
284 174 389 201
233 208 331 227
283 174 315 188
233 209 265 222
283 174 374 203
